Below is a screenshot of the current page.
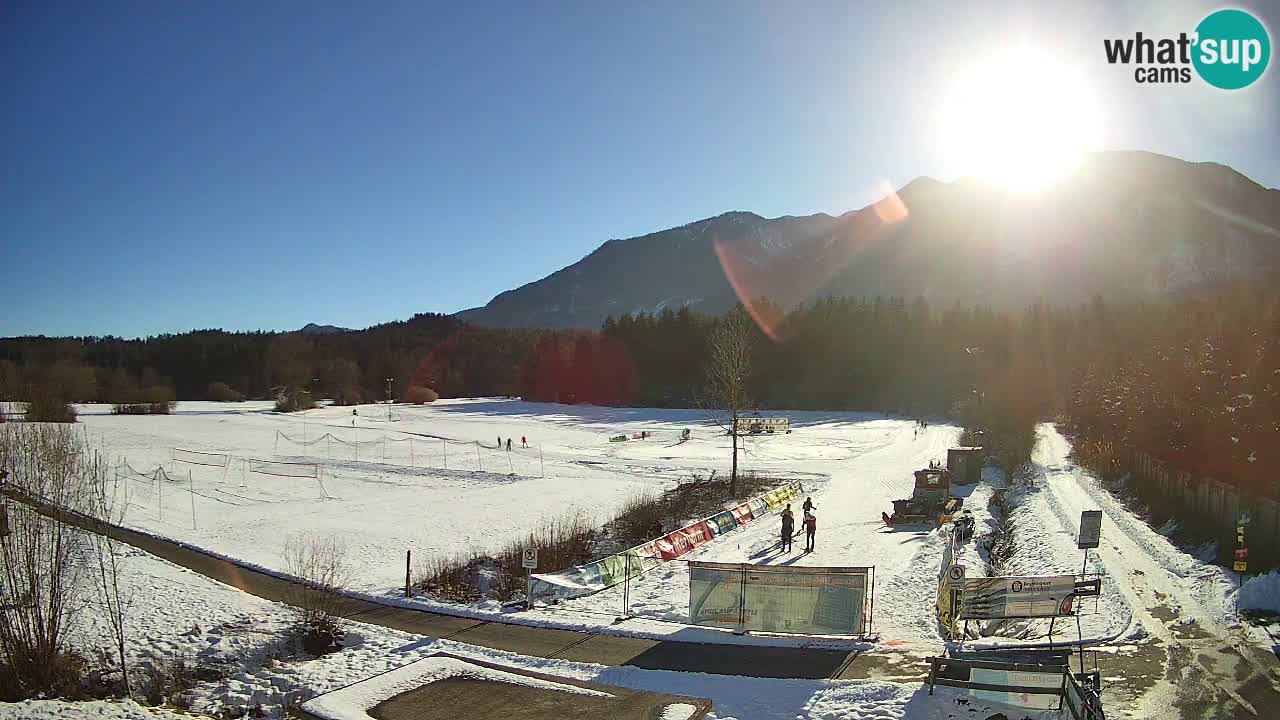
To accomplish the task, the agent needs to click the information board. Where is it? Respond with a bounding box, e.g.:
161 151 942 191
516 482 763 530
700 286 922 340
1078 510 1103 549
960 575 1076 619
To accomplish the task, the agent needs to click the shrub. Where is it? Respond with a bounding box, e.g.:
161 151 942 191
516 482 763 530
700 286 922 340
0 423 104 699
405 385 438 404
330 387 363 406
23 390 76 423
420 512 595 602
207 381 245 402
281 535 350 656
274 390 316 413
418 472 784 602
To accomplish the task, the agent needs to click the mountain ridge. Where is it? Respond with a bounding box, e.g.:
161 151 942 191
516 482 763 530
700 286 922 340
457 151 1279 330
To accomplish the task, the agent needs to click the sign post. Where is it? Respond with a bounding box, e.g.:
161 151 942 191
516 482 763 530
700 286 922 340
1234 511 1249 616
522 547 538 610
950 564 966 641
1078 510 1102 576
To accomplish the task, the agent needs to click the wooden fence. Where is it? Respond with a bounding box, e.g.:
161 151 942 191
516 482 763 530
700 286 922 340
1125 448 1279 568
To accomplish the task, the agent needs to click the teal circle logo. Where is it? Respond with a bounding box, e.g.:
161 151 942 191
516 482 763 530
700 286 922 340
1192 9 1271 89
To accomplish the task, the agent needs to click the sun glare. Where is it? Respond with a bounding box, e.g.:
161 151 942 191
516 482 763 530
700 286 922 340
942 46 1102 191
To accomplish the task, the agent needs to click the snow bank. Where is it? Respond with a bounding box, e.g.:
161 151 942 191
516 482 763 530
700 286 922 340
0 699 203 719
302 656 611 720
659 703 700 720
1238 570 1280 613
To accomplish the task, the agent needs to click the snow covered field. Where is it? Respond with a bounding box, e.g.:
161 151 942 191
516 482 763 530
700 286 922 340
76 399 978 647
80 399 942 597
1 544 1046 720
9 408 1277 719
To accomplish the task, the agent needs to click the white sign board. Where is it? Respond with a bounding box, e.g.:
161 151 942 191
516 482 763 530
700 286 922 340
970 667 1064 710
689 562 868 635
949 564 966 582
521 548 538 570
1078 510 1102 549
960 575 1076 619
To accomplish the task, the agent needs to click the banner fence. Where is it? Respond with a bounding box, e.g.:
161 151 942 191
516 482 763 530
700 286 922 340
529 481 804 603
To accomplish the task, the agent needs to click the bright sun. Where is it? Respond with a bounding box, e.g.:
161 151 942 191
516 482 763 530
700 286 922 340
942 46 1103 191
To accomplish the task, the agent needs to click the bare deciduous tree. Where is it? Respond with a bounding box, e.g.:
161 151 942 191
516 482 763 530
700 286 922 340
0 423 93 697
702 306 753 496
86 451 132 696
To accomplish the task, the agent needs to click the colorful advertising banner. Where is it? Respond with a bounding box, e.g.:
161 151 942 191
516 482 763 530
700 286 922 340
709 510 737 536
655 519 714 560
530 481 803 603
959 575 1077 619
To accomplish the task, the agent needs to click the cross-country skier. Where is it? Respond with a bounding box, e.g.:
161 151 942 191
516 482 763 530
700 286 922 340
804 511 817 552
780 504 795 552
506 438 512 451
521 436 527 448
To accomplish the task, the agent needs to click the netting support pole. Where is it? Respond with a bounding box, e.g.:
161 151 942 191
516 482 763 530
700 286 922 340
189 470 197 530
409 438 414 467
507 451 514 475
382 436 387 463
156 469 163 522
274 431 279 455
326 435 331 459
405 549 412 598
539 447 545 478
476 442 482 472
442 439 447 470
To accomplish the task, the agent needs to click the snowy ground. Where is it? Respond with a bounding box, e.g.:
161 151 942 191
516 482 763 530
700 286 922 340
1 539 1048 720
7 411 1276 719
76 399 976 650
80 399 824 595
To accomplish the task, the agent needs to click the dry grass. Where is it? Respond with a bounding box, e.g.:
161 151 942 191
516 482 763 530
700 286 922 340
419 471 781 602
419 512 595 602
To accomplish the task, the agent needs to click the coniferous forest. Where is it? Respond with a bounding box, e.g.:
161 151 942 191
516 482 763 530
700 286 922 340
2 286 1275 498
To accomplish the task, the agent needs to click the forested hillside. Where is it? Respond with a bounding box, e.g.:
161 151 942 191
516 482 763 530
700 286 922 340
3 286 1274 498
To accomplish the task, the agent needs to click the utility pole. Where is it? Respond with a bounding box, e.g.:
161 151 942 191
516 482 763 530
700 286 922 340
385 377 393 421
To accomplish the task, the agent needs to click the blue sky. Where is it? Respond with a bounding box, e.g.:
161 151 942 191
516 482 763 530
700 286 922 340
4 0 1277 338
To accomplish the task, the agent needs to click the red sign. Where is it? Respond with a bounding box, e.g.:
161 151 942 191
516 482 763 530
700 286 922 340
655 520 714 560
731 503 754 524
1234 548 1248 560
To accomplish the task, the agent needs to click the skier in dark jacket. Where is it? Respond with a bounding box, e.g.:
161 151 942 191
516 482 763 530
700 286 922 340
804 511 817 552
506 438 512 451
802 496 816 514
780 505 795 552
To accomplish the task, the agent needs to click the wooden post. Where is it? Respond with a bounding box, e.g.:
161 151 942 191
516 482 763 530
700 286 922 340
475 441 482 472
405 549 412 598
156 468 163 521
409 438 414 467
443 439 447 470
539 447 545 477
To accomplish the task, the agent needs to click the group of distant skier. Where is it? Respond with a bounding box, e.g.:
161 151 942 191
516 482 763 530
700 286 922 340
913 417 929 439
497 436 529 451
780 496 818 553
